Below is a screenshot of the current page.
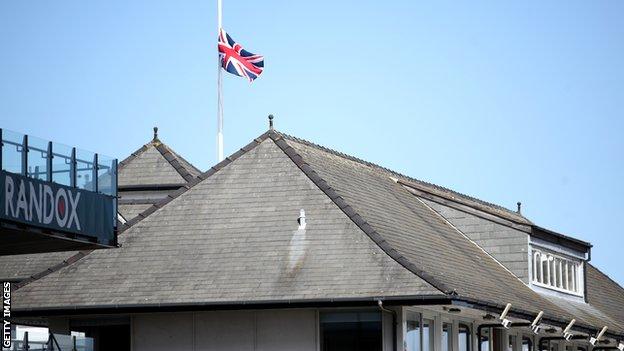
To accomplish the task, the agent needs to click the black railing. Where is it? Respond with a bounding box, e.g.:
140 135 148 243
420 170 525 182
0 128 117 197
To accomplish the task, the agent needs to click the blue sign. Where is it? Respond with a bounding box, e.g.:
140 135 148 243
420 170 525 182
0 170 115 245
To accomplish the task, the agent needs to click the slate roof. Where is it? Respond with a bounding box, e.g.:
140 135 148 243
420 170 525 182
13 136 442 309
11 130 624 338
279 133 623 336
586 264 624 325
117 135 200 187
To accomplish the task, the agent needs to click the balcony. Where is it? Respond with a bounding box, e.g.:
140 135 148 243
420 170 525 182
0 129 118 255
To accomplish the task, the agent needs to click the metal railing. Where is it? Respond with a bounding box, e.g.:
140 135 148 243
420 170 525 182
0 128 117 197
4 331 94 351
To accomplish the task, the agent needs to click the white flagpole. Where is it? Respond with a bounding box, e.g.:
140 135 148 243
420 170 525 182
217 0 224 162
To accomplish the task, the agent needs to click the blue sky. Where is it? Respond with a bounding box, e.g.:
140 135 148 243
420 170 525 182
1 1 623 285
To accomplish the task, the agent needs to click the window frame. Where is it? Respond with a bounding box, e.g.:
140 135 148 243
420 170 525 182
530 246 584 297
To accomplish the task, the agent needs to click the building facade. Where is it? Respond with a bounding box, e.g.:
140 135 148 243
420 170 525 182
2 128 623 351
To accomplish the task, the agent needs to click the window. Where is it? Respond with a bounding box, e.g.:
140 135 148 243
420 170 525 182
423 319 434 351
522 337 533 351
320 311 382 351
405 314 434 351
459 324 471 351
509 335 516 351
443 323 452 351
406 316 421 351
480 328 490 351
531 247 583 295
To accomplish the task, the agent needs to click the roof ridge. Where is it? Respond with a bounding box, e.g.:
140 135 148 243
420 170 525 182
279 133 529 223
16 131 272 291
118 140 154 170
154 142 199 182
271 131 450 296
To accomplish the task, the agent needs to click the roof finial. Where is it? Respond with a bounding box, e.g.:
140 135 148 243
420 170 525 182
517 201 522 214
268 114 274 130
153 126 159 141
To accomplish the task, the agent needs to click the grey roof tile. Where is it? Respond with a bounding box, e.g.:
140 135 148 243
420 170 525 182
118 204 154 221
118 145 185 186
586 264 624 325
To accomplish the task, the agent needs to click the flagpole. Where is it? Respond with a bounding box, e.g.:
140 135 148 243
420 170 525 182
217 0 224 162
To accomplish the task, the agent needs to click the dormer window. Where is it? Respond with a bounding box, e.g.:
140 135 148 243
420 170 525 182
531 246 583 296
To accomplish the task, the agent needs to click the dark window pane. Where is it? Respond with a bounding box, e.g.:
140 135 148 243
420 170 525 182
321 312 382 351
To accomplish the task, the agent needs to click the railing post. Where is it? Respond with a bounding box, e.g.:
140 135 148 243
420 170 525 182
0 128 3 171
22 134 28 176
47 141 53 182
93 153 99 193
71 147 77 188
23 331 29 351
72 335 77 351
113 159 118 197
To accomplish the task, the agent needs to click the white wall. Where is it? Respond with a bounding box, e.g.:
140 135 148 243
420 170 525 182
132 309 318 351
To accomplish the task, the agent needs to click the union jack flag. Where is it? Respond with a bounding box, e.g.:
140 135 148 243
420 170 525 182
218 28 264 82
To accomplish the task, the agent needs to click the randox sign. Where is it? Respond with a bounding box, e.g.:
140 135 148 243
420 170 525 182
0 170 115 245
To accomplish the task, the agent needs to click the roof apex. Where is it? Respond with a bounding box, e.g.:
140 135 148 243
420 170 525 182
118 131 201 184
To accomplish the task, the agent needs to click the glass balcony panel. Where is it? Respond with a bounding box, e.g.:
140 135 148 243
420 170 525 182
52 142 73 187
2 129 25 174
97 154 116 196
76 149 96 191
27 134 50 181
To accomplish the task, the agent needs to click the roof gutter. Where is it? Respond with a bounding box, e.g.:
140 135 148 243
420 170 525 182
12 295 451 318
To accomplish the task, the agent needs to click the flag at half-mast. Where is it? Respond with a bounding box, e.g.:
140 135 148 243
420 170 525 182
218 28 264 82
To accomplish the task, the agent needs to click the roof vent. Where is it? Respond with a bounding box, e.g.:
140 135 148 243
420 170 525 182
153 126 159 141
517 202 522 214
297 209 306 229
268 114 274 130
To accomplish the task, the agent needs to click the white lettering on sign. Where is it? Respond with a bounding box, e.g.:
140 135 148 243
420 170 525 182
3 174 81 231
4 176 14 217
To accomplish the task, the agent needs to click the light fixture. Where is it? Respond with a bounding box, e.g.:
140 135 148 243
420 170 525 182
616 342 623 351
563 319 576 341
590 326 608 346
531 311 544 335
499 303 512 329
